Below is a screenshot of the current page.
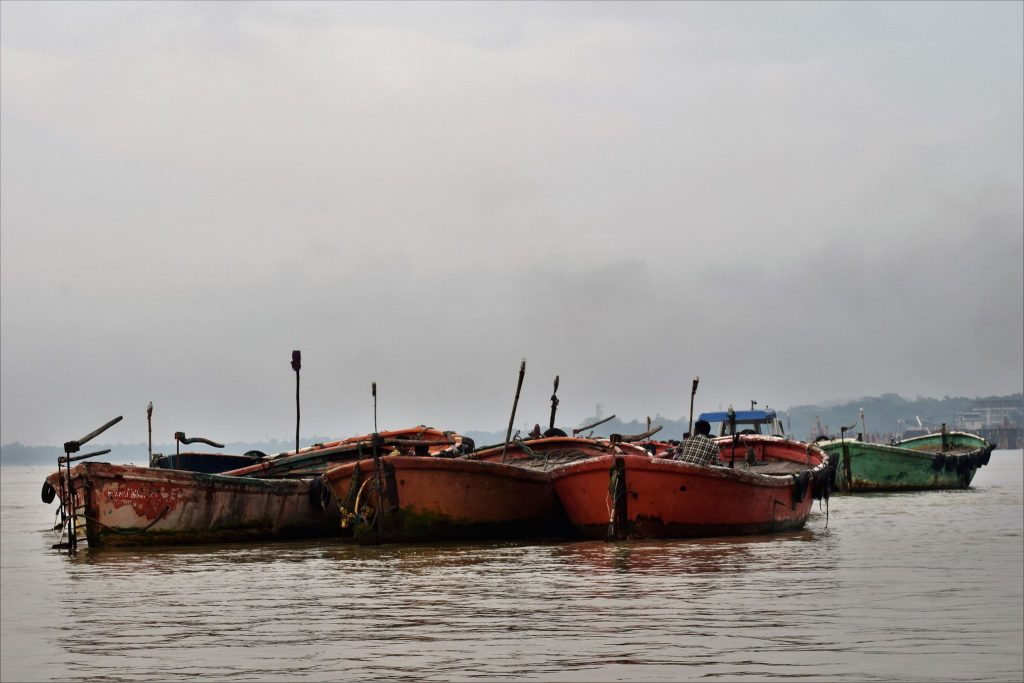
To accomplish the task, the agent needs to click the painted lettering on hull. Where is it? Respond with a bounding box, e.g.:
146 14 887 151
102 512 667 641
105 483 184 519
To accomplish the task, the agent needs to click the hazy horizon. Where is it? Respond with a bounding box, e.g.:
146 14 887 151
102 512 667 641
2 388 1019 450
3 1 1022 446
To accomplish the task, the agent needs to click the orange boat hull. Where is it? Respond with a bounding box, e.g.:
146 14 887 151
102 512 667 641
552 437 828 539
45 462 340 547
322 456 568 542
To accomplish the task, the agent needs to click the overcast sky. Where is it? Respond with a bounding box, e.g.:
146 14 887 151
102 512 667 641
2 1 1021 446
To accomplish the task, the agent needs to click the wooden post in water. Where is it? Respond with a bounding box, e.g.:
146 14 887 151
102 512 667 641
502 360 526 463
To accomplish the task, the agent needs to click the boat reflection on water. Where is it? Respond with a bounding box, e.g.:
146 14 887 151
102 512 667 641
549 529 824 575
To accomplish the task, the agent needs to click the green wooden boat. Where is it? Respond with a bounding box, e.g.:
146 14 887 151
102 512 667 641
818 430 994 493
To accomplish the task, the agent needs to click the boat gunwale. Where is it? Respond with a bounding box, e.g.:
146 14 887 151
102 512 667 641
47 461 316 493
549 449 827 488
322 454 554 484
817 435 989 461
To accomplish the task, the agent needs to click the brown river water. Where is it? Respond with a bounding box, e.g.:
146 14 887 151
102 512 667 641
2 453 1022 681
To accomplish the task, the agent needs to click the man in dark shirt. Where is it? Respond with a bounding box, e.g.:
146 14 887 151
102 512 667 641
674 419 722 466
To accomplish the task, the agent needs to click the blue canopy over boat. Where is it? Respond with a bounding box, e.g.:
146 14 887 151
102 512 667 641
697 408 784 437
698 409 777 424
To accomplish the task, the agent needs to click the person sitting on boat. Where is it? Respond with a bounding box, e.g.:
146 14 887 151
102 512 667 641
674 420 722 466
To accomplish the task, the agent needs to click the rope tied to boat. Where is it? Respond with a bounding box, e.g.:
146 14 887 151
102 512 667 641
340 463 363 510
340 478 377 530
606 457 627 540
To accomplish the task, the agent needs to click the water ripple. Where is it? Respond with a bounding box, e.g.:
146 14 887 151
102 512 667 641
2 457 1022 681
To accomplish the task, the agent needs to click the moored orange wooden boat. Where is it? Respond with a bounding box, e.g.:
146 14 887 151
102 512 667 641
321 454 563 543
44 462 341 548
550 434 832 540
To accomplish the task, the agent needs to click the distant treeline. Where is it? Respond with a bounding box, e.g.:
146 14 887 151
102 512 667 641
3 393 1021 464
783 393 1022 439
0 437 333 466
469 392 1024 445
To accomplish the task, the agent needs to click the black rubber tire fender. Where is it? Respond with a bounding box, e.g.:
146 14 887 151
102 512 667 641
41 480 56 504
308 477 332 511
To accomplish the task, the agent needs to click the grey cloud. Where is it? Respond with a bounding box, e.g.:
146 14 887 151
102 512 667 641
2 1 1020 445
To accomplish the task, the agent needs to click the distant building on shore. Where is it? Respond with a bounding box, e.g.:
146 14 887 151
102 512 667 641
956 397 1022 449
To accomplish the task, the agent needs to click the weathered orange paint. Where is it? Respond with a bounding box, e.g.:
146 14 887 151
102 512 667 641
321 455 565 542
551 435 828 539
45 461 340 547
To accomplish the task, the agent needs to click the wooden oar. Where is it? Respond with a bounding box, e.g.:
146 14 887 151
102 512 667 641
573 414 616 436
548 375 560 431
291 350 301 455
501 360 526 463
688 377 699 436
614 425 664 442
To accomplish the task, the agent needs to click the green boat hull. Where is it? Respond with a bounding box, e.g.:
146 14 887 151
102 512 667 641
819 431 993 493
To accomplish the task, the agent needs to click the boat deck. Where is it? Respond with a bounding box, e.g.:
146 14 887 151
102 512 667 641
484 449 814 477
473 448 602 471
722 460 811 476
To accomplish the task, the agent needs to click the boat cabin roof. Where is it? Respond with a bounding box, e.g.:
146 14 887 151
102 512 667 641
698 409 784 437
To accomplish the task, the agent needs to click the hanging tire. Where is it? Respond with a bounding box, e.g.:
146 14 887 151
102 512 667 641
792 471 810 503
309 477 332 511
41 480 56 504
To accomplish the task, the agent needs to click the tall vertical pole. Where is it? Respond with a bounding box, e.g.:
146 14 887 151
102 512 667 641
548 375 560 431
291 350 301 455
688 376 700 437
860 408 867 443
147 402 153 466
64 446 75 552
502 360 527 463
372 382 378 434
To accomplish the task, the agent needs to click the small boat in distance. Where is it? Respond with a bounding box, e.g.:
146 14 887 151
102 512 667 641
819 427 993 493
549 434 832 540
